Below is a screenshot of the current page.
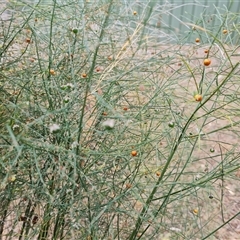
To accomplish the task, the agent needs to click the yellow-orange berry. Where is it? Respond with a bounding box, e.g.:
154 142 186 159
204 49 209 54
131 150 137 157
82 73 87 78
195 38 200 43
193 209 198 215
222 29 228 34
8 175 16 182
194 94 202 102
123 107 128 111
133 11 137 15
156 171 161 177
203 58 211 66
25 38 31 44
49 69 55 75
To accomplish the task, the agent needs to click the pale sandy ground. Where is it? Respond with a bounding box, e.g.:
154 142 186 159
0 1 11 21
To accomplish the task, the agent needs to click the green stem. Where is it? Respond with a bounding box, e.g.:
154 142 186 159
75 0 113 156
129 62 239 239
202 211 240 240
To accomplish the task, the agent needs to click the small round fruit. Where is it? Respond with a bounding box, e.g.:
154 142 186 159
50 69 56 75
195 38 200 43
123 107 128 111
72 29 78 34
210 148 215 153
209 195 213 199
8 175 16 182
193 209 198 215
64 97 70 103
194 94 202 102
82 73 87 78
203 59 211 66
131 150 137 157
204 49 209 54
168 122 175 128
133 11 137 15
156 171 161 177
222 29 228 34
25 38 31 43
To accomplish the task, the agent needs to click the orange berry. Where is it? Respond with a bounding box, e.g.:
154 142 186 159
195 38 200 43
204 49 209 54
156 171 161 177
133 11 137 15
82 73 87 78
25 38 31 43
193 209 198 215
131 150 137 157
123 107 128 111
194 94 202 102
102 112 107 116
49 69 55 75
96 67 101 72
203 58 211 66
222 29 228 34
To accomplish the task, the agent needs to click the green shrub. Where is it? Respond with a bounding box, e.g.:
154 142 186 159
1 1 240 239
